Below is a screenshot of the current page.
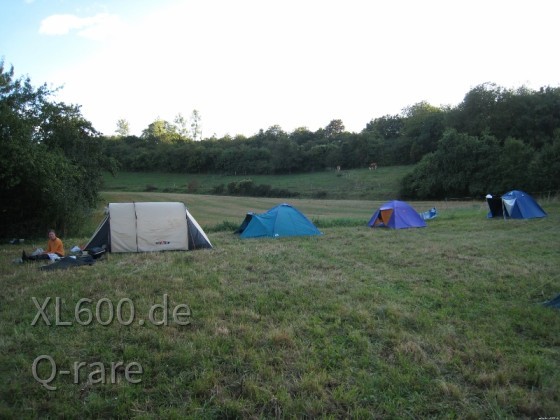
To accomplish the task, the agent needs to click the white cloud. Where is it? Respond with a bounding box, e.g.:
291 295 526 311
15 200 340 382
39 14 82 35
44 0 560 137
39 13 122 40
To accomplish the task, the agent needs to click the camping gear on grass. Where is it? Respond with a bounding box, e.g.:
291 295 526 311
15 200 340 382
235 203 322 239
40 255 95 271
420 207 438 220
368 200 427 229
486 190 547 219
84 202 212 253
84 246 107 259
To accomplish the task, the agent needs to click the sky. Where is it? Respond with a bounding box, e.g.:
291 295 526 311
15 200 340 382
1 0 559 138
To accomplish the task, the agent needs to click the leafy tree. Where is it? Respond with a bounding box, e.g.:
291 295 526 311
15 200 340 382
263 125 288 141
271 137 300 174
358 132 386 166
363 114 403 139
494 86 560 149
115 118 130 136
493 138 534 192
216 147 244 175
362 114 406 165
402 101 445 162
0 61 113 236
528 135 560 192
448 83 502 137
324 119 345 138
401 129 500 199
141 118 181 144
173 113 190 138
290 127 316 145
190 109 202 141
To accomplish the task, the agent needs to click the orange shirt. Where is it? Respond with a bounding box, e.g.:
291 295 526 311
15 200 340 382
46 237 65 256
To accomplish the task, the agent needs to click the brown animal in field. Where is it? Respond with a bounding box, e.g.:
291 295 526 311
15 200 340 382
336 165 341 172
369 162 377 171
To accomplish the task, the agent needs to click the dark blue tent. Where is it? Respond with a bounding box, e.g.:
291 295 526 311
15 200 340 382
486 190 547 219
236 203 322 239
368 200 427 229
543 293 560 309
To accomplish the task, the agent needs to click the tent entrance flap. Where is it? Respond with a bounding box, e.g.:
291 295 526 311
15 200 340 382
379 209 393 226
85 215 110 251
502 198 516 218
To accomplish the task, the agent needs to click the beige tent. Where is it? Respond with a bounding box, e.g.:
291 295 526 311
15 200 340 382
84 202 212 253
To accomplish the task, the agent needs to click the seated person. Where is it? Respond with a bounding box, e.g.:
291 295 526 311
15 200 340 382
22 229 65 261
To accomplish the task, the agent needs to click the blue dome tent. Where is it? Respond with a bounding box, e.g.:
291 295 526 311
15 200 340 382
236 203 322 239
486 190 547 219
368 200 427 229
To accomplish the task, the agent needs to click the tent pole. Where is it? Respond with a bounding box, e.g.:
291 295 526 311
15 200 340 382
134 201 139 251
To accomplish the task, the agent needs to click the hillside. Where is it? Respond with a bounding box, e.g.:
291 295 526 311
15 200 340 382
101 166 414 201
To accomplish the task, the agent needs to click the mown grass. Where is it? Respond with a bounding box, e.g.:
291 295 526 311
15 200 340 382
0 196 559 418
101 166 413 200
90 191 472 235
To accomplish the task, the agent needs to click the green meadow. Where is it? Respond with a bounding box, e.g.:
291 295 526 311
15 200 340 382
1 183 559 417
101 166 413 200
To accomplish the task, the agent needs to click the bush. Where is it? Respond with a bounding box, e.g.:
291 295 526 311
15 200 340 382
221 180 298 198
212 184 225 194
187 180 199 193
312 190 328 199
253 184 272 196
226 181 239 194
236 179 254 194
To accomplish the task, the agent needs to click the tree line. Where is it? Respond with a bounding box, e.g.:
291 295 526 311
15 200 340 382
104 82 560 199
2 56 559 236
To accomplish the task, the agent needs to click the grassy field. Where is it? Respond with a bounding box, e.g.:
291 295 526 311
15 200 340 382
1 192 559 418
92 191 470 232
101 166 413 200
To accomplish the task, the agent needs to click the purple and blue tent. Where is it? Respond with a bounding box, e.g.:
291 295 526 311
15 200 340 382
368 200 427 229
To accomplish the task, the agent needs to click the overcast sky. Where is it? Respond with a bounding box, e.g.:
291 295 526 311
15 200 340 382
1 0 559 138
